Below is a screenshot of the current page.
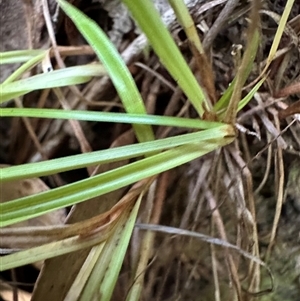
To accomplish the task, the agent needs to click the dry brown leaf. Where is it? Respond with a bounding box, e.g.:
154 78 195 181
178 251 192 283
0 164 66 270
0 164 66 229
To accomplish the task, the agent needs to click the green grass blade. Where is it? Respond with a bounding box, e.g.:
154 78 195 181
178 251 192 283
0 64 106 103
0 50 46 64
2 52 47 85
0 108 225 130
0 233 107 271
169 0 204 54
122 0 208 117
1 134 234 227
63 244 106 301
57 0 154 143
218 77 266 120
79 197 141 301
237 77 265 112
214 78 236 113
1 128 228 182
265 0 295 68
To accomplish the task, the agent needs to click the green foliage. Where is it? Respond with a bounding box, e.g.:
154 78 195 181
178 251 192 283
122 0 209 116
0 0 274 299
0 64 106 103
57 0 155 143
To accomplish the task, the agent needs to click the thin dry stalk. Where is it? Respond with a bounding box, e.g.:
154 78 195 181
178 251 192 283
42 0 94 175
210 221 221 301
266 108 285 260
205 185 242 300
254 132 273 195
232 151 260 296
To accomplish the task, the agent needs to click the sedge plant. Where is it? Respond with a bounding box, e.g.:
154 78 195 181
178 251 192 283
0 0 293 299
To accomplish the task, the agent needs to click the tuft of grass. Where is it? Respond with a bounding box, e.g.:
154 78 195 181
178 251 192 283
2 0 293 299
